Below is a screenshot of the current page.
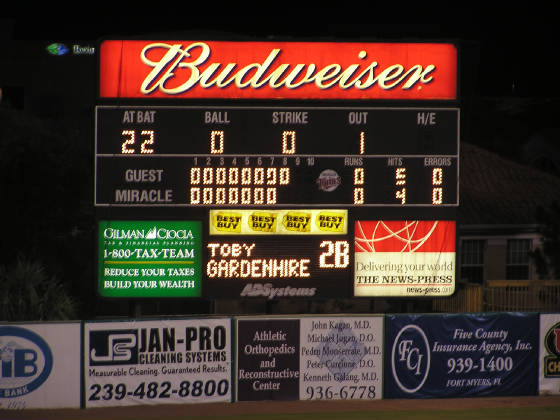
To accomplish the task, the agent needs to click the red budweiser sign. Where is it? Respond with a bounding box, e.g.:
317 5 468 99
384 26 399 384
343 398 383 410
99 40 457 100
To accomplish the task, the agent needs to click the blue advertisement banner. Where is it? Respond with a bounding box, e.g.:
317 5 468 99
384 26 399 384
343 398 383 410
384 313 538 398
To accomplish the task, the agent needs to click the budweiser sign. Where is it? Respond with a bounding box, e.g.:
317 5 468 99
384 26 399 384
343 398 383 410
99 40 457 99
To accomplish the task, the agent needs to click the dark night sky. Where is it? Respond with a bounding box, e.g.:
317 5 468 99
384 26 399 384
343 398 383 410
4 6 558 97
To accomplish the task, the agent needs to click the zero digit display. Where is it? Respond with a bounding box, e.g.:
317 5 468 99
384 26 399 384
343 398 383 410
95 106 459 207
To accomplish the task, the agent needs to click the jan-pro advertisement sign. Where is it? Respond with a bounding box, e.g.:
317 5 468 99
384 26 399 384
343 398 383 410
98 220 202 297
236 316 383 402
84 318 232 407
0 323 80 409
354 220 456 297
385 313 538 398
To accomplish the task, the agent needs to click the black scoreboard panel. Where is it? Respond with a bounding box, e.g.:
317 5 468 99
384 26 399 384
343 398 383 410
205 235 351 298
95 106 459 208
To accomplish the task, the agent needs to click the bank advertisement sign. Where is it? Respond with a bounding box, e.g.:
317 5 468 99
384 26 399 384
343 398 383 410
384 313 538 398
98 220 202 297
236 316 383 402
84 318 232 407
540 313 560 394
0 323 80 409
354 220 455 297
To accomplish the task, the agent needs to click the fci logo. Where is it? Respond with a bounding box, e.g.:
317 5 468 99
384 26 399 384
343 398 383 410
391 324 431 393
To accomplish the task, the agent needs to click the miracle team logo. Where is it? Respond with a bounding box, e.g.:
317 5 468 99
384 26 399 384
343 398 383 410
0 326 53 398
391 324 430 393
316 170 341 192
544 321 560 377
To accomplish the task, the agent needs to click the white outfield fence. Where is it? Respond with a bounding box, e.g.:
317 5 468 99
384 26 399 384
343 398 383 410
1 313 559 410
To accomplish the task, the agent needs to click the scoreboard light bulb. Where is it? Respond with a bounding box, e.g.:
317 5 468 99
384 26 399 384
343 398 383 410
241 168 252 185
354 167 364 185
354 188 364 204
266 188 277 204
432 187 443 205
254 167 264 185
121 130 135 154
396 188 406 204
432 167 443 185
140 130 155 153
203 188 213 204
396 167 406 185
229 167 239 185
241 188 251 204
229 188 239 204
266 167 277 185
210 130 224 154
190 167 200 184
190 188 200 204
254 188 265 204
282 131 296 154
280 167 290 185
203 167 213 184
216 167 226 184
216 188 226 204
360 131 365 155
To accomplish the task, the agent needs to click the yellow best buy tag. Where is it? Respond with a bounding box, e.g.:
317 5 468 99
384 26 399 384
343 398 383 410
212 212 242 233
249 212 277 233
316 211 346 233
282 212 312 232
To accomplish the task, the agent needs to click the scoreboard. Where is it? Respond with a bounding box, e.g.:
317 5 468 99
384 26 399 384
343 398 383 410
95 106 458 207
95 40 459 300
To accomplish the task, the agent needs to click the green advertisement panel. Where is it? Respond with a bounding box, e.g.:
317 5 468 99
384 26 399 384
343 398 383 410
98 220 202 297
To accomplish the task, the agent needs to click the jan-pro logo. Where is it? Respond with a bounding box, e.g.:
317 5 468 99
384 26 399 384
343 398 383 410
391 324 431 394
89 330 138 366
0 326 53 398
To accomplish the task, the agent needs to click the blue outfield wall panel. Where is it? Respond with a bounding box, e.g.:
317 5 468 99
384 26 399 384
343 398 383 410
384 312 539 398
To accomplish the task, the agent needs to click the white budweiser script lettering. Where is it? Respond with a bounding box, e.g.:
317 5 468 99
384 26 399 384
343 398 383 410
140 42 436 94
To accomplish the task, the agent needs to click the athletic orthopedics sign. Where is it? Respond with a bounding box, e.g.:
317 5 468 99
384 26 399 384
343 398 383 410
354 220 456 297
98 220 202 297
99 41 457 100
0 323 81 409
84 318 232 407
384 313 538 398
